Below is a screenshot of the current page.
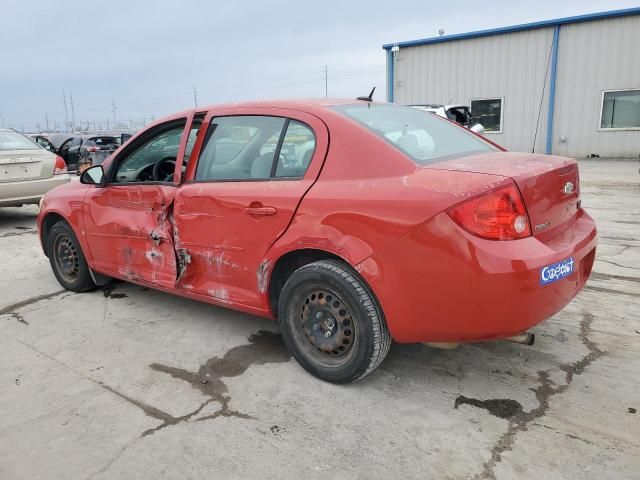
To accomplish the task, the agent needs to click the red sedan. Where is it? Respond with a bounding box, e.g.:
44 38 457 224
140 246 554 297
37 99 597 383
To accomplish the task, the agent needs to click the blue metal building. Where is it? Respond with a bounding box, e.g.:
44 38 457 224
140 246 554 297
383 8 640 157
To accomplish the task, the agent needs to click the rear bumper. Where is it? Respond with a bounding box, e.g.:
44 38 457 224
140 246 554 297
357 209 597 343
0 175 70 207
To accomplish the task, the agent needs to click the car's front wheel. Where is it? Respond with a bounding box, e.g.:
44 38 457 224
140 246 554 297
47 220 96 292
278 260 391 384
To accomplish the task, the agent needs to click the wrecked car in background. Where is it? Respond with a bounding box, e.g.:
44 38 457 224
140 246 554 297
44 134 123 172
410 104 485 134
0 129 70 207
37 100 597 383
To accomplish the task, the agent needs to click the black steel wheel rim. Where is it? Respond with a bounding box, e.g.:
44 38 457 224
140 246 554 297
297 287 357 364
53 233 80 283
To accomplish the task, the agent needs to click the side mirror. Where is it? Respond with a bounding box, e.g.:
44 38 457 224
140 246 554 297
80 165 106 186
470 122 485 135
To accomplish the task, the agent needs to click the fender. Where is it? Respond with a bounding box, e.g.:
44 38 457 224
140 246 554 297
38 182 93 263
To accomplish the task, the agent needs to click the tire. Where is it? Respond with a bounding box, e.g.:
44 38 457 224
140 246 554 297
278 260 391 384
47 220 96 292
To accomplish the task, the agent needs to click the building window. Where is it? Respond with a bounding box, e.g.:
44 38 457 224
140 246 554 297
470 98 503 133
600 89 640 129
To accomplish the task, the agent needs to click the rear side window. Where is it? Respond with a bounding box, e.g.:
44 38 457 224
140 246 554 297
275 121 315 178
333 103 494 165
194 116 315 181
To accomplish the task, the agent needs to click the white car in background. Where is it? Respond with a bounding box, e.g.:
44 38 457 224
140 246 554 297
0 129 70 207
410 104 485 135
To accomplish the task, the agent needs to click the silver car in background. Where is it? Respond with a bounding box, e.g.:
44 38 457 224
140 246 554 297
0 129 70 207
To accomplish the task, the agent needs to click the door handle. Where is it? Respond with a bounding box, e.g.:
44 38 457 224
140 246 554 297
244 205 277 216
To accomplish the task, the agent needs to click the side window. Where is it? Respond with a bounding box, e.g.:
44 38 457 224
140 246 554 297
184 114 205 163
274 121 316 178
36 137 53 151
60 137 81 156
113 124 185 183
195 116 286 181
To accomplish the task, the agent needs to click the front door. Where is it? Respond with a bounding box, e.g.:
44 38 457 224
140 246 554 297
83 119 191 287
173 109 328 308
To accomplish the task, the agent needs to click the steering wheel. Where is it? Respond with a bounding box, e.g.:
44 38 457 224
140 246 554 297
152 156 177 182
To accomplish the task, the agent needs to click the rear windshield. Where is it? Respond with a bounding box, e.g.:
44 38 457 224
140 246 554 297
333 103 494 165
0 130 39 151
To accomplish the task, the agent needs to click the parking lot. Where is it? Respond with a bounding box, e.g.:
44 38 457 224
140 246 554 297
0 158 638 479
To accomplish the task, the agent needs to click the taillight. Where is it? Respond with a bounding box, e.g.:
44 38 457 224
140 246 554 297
446 184 531 240
86 146 99 152
53 155 68 175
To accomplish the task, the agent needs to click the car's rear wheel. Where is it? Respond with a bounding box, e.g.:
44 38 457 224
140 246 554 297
278 260 391 383
47 221 96 292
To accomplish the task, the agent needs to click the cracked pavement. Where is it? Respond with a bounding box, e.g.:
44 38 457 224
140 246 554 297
0 159 639 479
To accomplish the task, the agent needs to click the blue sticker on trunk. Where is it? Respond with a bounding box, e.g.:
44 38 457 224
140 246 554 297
540 257 575 285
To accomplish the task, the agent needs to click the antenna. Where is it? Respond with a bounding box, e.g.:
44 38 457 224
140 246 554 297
357 87 376 102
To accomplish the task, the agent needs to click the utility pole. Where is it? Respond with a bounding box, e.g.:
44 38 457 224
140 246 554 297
62 91 69 132
193 85 198 107
0 113 4 128
323 65 328 98
45 113 49 131
70 92 76 132
111 98 117 126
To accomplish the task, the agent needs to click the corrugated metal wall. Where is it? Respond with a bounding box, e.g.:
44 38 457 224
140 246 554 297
553 15 640 157
391 15 640 157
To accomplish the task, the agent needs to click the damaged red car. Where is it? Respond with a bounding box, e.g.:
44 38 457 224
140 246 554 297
37 100 597 383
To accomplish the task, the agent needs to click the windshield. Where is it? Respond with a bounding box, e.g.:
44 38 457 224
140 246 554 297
333 103 494 165
0 130 40 151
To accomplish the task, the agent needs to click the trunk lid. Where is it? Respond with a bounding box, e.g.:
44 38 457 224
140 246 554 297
0 149 54 183
429 152 580 238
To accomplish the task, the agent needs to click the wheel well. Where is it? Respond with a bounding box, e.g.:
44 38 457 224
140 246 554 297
40 213 67 257
268 249 346 317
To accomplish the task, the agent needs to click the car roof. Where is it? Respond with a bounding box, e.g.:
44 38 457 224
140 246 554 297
143 98 385 129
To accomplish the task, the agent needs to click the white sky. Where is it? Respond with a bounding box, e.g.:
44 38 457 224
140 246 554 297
1 0 638 131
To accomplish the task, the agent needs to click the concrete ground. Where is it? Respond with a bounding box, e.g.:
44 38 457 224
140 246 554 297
0 159 638 480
